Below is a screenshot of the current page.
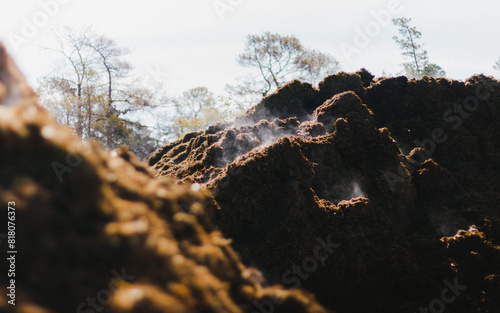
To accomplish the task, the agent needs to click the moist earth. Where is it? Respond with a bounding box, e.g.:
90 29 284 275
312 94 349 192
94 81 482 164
150 69 500 313
0 44 329 313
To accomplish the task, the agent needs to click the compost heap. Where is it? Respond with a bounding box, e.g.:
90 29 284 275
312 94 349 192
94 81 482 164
0 45 330 313
150 69 500 313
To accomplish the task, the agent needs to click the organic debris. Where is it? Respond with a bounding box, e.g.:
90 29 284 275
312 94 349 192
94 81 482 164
151 71 500 312
0 44 329 313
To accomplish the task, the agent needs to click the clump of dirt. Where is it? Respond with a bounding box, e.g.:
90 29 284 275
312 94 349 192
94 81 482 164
0 44 330 313
151 70 500 312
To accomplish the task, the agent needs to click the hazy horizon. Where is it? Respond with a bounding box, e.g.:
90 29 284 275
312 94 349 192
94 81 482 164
1 0 500 97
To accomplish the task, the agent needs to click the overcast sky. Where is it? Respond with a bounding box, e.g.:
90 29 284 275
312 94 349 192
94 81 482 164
1 0 500 97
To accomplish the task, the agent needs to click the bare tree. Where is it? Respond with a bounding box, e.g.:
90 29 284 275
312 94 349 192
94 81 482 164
296 49 340 85
227 32 340 109
174 87 215 119
172 87 227 138
38 27 157 156
39 28 97 137
238 32 303 96
392 17 445 78
86 33 133 148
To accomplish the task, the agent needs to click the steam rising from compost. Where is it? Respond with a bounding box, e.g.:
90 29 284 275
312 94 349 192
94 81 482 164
150 72 500 313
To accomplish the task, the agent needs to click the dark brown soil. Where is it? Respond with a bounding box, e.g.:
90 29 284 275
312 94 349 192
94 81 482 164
150 71 500 313
0 44 329 313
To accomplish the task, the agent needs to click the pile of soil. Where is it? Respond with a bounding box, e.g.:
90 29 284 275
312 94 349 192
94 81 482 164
150 70 500 312
0 44 329 313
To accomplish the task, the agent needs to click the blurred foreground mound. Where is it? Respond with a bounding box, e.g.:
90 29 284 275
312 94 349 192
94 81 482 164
150 70 500 312
0 45 329 313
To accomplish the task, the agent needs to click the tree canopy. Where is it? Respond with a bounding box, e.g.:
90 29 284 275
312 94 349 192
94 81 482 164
227 32 340 107
392 17 445 78
171 87 228 137
38 27 158 159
